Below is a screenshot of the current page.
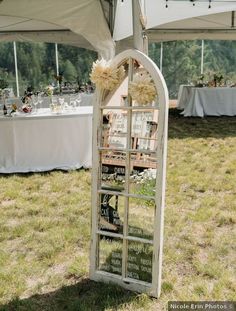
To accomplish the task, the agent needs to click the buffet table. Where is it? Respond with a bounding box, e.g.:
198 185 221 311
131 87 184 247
177 85 236 117
0 107 93 173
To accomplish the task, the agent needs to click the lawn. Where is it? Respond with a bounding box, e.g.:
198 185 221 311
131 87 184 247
0 109 235 310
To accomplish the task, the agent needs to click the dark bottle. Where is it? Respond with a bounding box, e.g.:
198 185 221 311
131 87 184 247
3 103 7 115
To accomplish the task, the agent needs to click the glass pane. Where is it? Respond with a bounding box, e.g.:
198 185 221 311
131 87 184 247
127 241 153 283
100 150 127 188
99 194 125 234
100 109 128 149
130 152 157 173
131 110 158 152
128 197 155 240
98 237 123 276
129 152 157 196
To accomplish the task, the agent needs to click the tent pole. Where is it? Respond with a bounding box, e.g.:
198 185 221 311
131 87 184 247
132 0 143 52
13 41 20 97
160 42 163 72
108 0 115 35
231 11 235 28
200 39 204 74
55 43 59 86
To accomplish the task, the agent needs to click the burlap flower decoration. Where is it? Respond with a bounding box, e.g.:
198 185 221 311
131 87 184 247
90 59 125 91
45 85 54 96
129 71 156 105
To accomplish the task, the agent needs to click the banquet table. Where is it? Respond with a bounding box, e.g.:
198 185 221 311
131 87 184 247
177 85 236 117
0 107 93 173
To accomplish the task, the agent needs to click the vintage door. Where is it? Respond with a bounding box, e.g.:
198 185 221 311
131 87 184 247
90 49 168 298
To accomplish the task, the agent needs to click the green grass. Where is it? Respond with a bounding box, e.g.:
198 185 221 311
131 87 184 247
0 109 236 310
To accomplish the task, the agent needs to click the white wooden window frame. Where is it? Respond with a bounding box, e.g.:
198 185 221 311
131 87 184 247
90 49 169 298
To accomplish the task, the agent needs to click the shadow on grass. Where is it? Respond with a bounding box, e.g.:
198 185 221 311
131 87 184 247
0 278 139 311
0 168 89 178
168 108 236 139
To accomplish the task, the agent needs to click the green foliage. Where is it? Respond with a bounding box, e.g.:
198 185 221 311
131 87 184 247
0 79 8 90
0 42 97 95
0 113 235 309
149 40 236 98
62 60 78 82
0 68 9 89
1 40 236 97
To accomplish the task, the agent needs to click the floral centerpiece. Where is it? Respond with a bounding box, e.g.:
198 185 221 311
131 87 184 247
21 90 33 113
213 73 224 87
21 97 32 113
128 71 156 105
45 85 54 105
21 96 32 113
45 85 54 96
90 59 125 91
195 74 206 87
21 103 32 113
193 72 225 87
10 103 18 114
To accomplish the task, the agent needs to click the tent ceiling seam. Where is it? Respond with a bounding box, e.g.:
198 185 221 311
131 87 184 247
193 15 233 27
231 10 235 27
0 14 69 30
147 28 236 33
0 29 71 34
0 18 32 29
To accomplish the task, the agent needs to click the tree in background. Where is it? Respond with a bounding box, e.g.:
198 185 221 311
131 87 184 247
204 41 236 83
0 43 15 92
58 45 97 85
16 42 46 90
0 42 97 95
62 60 78 83
149 40 201 98
149 40 236 98
0 40 235 97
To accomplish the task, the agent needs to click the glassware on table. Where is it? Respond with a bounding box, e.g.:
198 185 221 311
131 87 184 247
68 100 74 110
226 79 233 87
5 98 12 115
0 101 3 116
72 100 77 109
58 97 65 111
69 94 80 110
32 95 38 112
63 101 69 111
67 96 74 110
37 93 43 110
50 96 63 114
76 94 82 106
50 96 57 113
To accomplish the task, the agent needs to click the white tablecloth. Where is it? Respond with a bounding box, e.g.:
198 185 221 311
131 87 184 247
0 107 93 173
177 85 236 117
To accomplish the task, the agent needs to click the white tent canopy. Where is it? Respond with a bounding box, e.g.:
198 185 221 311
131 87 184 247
114 0 236 47
0 0 115 59
1 0 236 58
